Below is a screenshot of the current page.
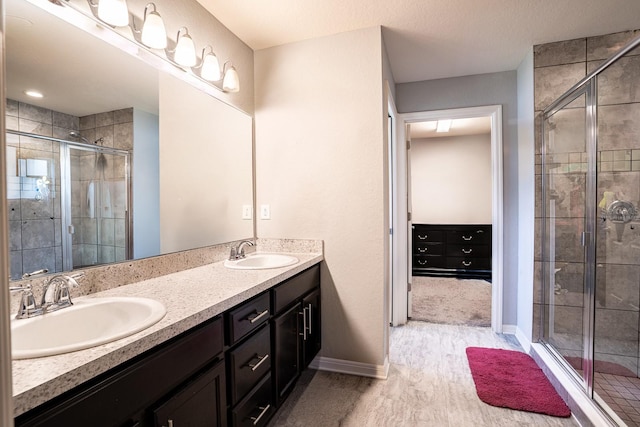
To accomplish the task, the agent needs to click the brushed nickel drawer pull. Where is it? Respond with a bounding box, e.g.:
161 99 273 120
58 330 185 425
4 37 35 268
307 303 312 335
418 260 428 265
462 261 472 267
248 354 269 371
247 309 269 324
251 404 271 425
462 248 472 254
462 235 473 241
418 234 427 240
418 247 428 253
299 309 308 340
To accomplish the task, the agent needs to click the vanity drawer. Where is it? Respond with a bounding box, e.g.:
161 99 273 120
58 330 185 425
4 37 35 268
228 292 270 345
413 255 446 268
273 265 320 314
413 229 443 243
446 228 490 244
231 373 274 427
228 324 271 405
446 244 490 258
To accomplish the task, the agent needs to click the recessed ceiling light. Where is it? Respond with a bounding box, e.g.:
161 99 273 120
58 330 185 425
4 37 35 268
24 90 44 98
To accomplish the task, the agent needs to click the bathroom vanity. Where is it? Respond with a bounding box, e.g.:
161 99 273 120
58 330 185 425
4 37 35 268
12 252 322 427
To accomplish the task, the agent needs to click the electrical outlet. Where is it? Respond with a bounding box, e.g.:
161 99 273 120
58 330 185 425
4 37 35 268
260 204 271 220
242 205 252 220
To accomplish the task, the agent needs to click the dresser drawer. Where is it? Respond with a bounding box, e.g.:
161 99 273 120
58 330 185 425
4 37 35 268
415 243 443 255
232 373 274 427
446 228 490 244
446 244 490 258
413 229 443 243
414 255 446 268
273 265 320 314
228 292 270 345
228 324 271 405
446 257 491 270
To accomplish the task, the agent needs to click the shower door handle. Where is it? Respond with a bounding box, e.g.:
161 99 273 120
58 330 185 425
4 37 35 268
581 231 590 247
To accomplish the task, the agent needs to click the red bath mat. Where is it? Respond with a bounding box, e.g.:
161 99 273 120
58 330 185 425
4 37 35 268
466 347 571 418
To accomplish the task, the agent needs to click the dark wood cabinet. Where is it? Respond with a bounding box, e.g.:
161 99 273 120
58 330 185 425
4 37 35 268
301 288 321 368
412 224 492 280
272 303 301 405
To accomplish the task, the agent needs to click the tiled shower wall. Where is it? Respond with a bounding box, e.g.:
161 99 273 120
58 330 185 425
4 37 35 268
533 30 640 371
5 100 132 279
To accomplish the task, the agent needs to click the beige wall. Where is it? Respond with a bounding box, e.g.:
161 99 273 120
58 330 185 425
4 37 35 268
159 73 253 254
254 27 387 366
411 133 492 224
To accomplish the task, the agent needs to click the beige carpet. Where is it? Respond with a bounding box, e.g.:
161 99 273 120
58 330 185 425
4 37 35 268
411 276 492 327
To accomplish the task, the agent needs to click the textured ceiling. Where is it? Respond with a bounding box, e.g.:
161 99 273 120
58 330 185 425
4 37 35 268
196 0 640 83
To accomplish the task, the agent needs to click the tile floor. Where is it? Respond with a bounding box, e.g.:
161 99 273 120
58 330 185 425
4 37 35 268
595 372 640 426
268 322 578 426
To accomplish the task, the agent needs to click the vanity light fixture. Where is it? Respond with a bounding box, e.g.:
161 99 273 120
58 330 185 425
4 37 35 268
140 3 167 49
173 27 197 67
93 0 129 27
436 119 452 133
198 46 222 81
222 62 240 93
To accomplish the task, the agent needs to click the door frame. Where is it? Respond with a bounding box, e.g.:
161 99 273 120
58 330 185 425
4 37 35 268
396 105 504 332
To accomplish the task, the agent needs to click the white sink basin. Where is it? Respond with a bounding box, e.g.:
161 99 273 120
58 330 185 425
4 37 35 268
11 297 166 359
224 253 299 270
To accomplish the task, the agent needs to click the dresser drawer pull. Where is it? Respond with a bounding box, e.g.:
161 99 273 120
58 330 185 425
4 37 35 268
247 309 269 324
462 261 472 267
462 248 472 254
248 354 270 371
418 247 428 253
417 260 428 265
418 234 428 240
462 235 473 241
250 404 271 425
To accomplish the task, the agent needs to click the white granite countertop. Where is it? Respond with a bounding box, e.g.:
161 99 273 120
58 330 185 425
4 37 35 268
12 251 323 416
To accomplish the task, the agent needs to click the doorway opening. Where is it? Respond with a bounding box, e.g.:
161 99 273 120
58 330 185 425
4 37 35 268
394 105 504 332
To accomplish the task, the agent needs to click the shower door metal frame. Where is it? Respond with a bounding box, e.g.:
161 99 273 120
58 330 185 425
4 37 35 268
541 78 597 397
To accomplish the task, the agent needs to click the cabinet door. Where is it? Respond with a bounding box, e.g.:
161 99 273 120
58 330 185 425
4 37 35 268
301 289 321 368
153 359 227 427
272 303 300 405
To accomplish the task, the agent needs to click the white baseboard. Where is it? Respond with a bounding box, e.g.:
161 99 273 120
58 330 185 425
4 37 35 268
515 326 532 353
501 324 517 334
309 355 390 379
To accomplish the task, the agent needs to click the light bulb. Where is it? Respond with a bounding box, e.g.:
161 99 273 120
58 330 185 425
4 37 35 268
97 0 129 27
222 65 240 92
174 28 196 67
201 52 221 81
141 5 167 49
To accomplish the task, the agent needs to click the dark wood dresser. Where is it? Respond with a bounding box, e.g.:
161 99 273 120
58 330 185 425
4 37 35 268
412 224 492 280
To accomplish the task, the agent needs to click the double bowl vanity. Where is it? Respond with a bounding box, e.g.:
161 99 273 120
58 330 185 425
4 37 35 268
11 250 323 427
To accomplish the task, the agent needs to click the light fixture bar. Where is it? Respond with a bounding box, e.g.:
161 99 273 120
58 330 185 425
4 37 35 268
436 119 452 133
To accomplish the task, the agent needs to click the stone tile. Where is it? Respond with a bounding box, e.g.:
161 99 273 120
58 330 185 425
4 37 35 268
79 114 96 131
595 55 640 105
95 111 114 127
52 111 79 130
535 38 586 68
598 103 640 152
20 198 54 220
98 245 116 264
113 108 133 124
6 115 19 131
594 309 639 352
6 98 19 117
100 218 116 245
534 62 586 111
9 220 21 251
21 218 55 249
587 30 640 62
114 122 133 150
95 125 114 148
8 198 21 221
19 102 52 124
21 247 56 274
545 106 586 154
18 118 52 137
10 250 23 280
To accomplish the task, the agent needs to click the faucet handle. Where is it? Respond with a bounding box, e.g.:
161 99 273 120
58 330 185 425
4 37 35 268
229 247 237 260
16 287 38 319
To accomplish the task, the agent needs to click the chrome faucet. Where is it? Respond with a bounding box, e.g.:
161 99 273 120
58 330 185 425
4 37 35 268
229 240 255 260
11 271 85 319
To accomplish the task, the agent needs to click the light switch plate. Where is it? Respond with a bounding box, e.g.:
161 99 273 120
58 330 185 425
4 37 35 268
242 204 252 220
260 204 271 220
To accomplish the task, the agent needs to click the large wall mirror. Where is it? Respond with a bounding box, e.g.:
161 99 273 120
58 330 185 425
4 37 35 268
5 0 254 280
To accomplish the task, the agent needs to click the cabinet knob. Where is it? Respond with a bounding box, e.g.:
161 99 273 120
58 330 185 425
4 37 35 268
462 261 472 267
418 234 427 240
462 235 473 241
462 248 472 254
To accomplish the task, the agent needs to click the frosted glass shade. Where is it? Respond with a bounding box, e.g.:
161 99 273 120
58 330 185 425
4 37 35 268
174 32 197 67
141 11 167 49
97 0 129 27
222 66 240 92
201 53 221 81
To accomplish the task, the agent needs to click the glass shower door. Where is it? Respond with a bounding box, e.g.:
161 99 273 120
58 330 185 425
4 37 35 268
65 144 129 269
542 85 593 387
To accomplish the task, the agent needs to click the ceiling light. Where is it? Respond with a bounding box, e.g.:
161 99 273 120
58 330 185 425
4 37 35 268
436 119 452 133
173 27 197 67
96 0 129 27
140 3 167 49
24 90 44 98
222 63 240 93
199 46 221 81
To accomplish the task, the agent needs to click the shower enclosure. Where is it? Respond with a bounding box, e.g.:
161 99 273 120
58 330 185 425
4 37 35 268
7 130 130 279
541 34 640 425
